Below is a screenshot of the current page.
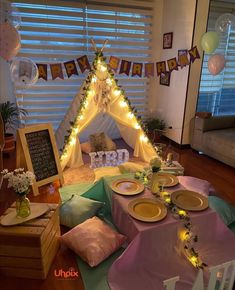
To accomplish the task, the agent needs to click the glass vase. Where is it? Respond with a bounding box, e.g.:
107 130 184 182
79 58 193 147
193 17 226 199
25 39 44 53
16 194 31 218
150 172 160 195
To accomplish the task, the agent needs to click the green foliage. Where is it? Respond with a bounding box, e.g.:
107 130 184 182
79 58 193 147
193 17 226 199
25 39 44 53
144 117 166 132
0 101 27 134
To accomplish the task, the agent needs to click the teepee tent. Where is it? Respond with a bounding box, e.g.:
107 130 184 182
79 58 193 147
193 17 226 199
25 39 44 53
56 46 157 170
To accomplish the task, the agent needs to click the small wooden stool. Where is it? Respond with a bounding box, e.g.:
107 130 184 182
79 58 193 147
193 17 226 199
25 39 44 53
0 203 60 279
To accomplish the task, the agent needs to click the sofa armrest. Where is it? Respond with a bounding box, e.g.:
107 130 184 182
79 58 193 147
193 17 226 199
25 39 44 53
195 115 235 132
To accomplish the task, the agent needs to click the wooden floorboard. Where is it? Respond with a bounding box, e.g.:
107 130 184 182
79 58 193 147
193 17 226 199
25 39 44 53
0 145 235 290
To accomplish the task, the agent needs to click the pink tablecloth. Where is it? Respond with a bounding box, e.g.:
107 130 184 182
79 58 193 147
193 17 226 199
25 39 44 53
108 176 235 290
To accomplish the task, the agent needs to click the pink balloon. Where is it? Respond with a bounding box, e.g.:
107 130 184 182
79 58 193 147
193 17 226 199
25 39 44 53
208 54 226 76
0 22 21 61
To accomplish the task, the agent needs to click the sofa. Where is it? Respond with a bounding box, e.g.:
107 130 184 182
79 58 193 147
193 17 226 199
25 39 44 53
190 115 235 168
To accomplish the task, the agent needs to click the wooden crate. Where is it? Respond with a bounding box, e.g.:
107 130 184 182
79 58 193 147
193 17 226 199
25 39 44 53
0 203 60 279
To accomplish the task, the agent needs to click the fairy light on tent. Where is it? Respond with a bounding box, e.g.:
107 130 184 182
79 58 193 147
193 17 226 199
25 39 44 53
140 134 148 143
119 100 127 107
91 75 97 83
128 112 134 119
114 89 121 97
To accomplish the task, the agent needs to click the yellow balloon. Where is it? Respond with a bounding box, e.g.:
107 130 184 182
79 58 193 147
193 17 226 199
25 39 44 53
201 31 220 54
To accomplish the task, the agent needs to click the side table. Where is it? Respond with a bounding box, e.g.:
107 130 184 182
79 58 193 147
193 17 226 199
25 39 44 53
0 203 60 279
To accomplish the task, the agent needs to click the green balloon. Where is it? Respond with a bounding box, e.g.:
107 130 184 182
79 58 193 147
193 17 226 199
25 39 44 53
201 31 220 54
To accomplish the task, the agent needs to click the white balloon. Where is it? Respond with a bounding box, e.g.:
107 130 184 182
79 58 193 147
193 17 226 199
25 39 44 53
215 13 235 34
0 0 21 29
10 57 39 88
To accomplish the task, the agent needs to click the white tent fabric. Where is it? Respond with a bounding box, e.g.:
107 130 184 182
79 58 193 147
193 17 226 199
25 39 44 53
55 56 157 170
79 113 120 143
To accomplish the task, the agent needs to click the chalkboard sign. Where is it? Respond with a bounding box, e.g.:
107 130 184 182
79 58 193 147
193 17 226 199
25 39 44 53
25 130 58 181
16 123 64 196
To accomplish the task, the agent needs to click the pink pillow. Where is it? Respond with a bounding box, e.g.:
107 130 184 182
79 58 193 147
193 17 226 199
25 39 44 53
60 216 126 267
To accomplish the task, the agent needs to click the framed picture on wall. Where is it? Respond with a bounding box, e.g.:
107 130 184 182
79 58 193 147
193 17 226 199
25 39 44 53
163 32 173 49
160 72 171 86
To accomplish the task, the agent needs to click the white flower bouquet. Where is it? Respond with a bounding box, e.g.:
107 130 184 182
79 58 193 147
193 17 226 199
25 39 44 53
1 168 35 196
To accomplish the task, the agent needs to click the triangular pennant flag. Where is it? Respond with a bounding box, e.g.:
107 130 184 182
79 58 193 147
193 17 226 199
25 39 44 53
156 61 166 76
119 60 131 76
50 63 64 80
132 63 143 77
167 58 178 72
144 63 154 77
64 60 78 78
188 46 200 63
36 64 48 81
109 56 120 72
77 55 91 73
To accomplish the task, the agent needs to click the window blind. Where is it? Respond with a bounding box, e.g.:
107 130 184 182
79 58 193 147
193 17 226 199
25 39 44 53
197 1 235 115
13 0 154 129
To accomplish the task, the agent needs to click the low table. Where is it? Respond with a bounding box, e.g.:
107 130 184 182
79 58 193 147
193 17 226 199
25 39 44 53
0 203 60 279
108 176 235 290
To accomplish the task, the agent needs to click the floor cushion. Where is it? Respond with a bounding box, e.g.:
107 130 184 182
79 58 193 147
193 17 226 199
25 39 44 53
60 195 104 228
61 216 126 267
118 161 145 174
208 196 235 226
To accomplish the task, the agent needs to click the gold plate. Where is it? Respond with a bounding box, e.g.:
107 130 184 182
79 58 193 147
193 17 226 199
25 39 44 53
111 178 145 196
128 198 167 222
171 190 209 211
153 173 179 187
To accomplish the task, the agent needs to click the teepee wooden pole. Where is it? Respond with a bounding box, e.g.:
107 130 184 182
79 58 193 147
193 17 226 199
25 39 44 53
101 39 109 52
91 38 97 52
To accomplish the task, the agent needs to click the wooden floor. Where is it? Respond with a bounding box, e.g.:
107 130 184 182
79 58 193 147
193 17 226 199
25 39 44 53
0 145 235 290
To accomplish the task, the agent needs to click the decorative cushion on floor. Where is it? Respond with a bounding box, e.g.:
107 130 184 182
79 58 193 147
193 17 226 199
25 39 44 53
89 132 116 152
208 196 235 226
94 166 121 182
118 161 145 174
81 142 92 154
105 135 116 151
90 132 108 152
61 216 126 267
59 195 104 228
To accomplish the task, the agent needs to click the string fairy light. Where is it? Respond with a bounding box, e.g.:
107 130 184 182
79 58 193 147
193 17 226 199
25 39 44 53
60 49 160 160
156 190 207 270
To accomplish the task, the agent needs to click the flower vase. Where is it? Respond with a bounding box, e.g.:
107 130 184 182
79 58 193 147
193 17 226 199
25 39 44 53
150 172 160 195
16 194 31 218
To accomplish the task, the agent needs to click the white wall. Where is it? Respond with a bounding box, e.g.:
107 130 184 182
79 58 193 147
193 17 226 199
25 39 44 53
149 0 196 144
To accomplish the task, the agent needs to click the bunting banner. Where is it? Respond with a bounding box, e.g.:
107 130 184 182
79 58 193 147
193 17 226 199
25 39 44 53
35 46 200 81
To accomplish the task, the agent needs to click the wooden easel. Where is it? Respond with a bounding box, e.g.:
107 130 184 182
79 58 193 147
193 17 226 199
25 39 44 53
16 123 64 196
0 114 4 188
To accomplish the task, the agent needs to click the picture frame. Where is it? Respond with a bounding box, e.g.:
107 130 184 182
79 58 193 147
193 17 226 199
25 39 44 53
160 72 171 86
163 32 173 49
